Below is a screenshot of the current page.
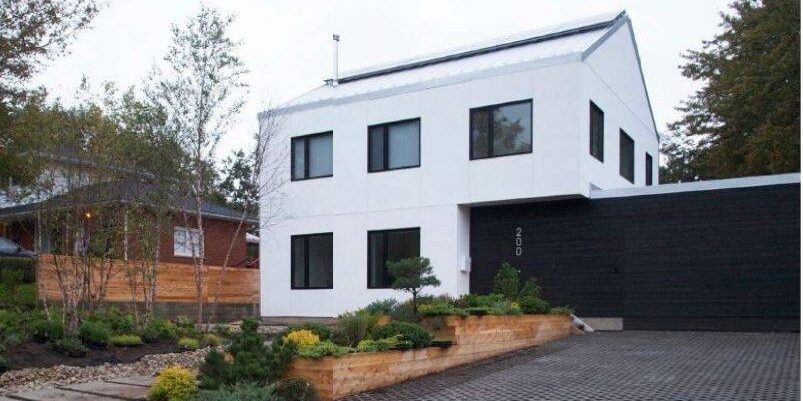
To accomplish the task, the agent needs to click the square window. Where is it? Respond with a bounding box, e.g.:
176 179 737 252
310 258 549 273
368 119 420 172
470 100 532 159
291 132 333 180
367 228 420 288
173 227 201 257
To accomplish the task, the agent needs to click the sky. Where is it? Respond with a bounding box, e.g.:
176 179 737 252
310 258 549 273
32 0 734 162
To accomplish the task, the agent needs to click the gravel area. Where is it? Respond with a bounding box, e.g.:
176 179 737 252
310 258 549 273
0 346 214 395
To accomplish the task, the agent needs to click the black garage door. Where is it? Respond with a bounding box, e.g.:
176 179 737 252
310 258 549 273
470 183 800 332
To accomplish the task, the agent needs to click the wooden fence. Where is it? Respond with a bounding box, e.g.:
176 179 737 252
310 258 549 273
36 254 259 304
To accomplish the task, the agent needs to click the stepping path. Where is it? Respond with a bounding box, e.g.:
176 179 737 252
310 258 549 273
5 375 154 401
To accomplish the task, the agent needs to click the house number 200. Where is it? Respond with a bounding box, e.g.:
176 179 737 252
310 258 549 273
514 227 523 256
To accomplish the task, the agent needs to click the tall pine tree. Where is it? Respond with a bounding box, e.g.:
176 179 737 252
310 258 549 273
662 0 800 182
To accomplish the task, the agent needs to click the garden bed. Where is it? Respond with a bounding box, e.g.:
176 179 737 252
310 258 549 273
7 340 183 370
285 314 571 400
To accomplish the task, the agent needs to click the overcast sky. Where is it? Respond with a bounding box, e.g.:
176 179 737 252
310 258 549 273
32 0 733 161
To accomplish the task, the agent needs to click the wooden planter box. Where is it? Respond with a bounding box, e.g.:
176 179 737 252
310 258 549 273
285 314 571 400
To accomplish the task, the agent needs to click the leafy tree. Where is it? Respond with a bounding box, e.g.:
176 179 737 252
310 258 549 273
214 149 257 211
663 0 800 182
387 257 441 316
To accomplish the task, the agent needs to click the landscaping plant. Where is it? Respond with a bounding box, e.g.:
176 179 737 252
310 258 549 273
356 336 401 353
493 263 520 301
331 311 375 347
284 330 320 351
362 298 397 315
369 322 431 350
142 318 179 343
177 337 200 351
192 382 281 401
110 334 144 347
202 333 224 347
549 306 574 315
275 378 318 401
149 365 197 401
78 320 111 349
48 337 88 357
295 341 353 359
31 319 65 343
387 257 441 318
519 296 551 314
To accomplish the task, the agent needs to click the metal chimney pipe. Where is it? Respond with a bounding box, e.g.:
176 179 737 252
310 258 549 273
332 34 340 87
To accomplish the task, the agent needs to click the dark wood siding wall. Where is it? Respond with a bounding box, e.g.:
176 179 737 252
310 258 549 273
470 183 800 332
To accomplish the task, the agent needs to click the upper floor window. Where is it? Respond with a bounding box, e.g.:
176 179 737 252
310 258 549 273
368 119 420 172
291 132 333 181
368 227 420 289
470 99 532 160
645 153 653 186
619 130 634 183
291 233 333 289
589 101 604 162
174 227 201 257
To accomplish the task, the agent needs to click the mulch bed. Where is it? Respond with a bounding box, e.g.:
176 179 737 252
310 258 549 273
7 341 179 370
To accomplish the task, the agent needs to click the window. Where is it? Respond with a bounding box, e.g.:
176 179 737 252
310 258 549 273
619 130 634 183
470 99 532 159
589 101 604 162
291 233 333 289
367 228 420 288
291 132 333 180
368 119 420 172
174 227 201 257
645 153 653 186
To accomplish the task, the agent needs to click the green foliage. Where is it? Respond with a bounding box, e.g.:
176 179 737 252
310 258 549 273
175 316 199 338
493 263 520 301
277 322 331 342
295 340 353 359
49 337 88 357
202 333 224 347
456 293 505 308
370 322 431 350
519 277 542 299
663 0 800 183
519 296 551 314
78 320 111 349
549 306 574 316
149 365 197 401
362 299 397 315
32 319 65 343
198 318 294 390
142 318 179 343
192 382 280 401
331 311 375 347
86 307 135 335
276 378 318 401
388 300 418 323
0 354 7 373
356 336 402 353
177 337 200 351
417 302 467 317
387 257 441 316
111 334 143 347
465 307 491 316
0 257 36 307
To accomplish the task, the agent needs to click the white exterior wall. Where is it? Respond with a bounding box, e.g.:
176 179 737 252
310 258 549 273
260 25 658 317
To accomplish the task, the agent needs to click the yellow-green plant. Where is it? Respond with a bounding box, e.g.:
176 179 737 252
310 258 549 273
284 329 319 350
148 365 197 401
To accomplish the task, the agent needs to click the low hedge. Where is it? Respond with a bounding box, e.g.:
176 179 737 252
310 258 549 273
369 322 431 350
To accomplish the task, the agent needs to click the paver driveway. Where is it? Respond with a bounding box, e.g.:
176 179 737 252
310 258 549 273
346 331 800 401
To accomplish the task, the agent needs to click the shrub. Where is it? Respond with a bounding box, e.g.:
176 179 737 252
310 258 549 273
201 333 223 347
192 382 281 401
111 334 143 347
275 378 318 401
0 257 35 308
198 318 295 390
295 340 353 359
149 365 197 401
549 306 574 315
79 320 111 349
387 257 441 317
519 277 542 299
519 296 550 314
388 300 417 323
175 316 199 338
455 293 505 308
356 336 401 353
142 318 178 343
370 322 431 350
32 319 65 343
49 337 88 357
284 330 320 350
86 307 136 335
417 302 467 317
177 337 200 351
331 311 375 347
362 298 397 315
277 322 331 342
488 301 522 315
0 354 8 373
493 263 520 301
465 306 491 316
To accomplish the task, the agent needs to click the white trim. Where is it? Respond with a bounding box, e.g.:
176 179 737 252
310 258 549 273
591 173 800 199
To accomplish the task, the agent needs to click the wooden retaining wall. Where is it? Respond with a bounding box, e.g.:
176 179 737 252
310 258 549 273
36 254 259 304
285 314 572 400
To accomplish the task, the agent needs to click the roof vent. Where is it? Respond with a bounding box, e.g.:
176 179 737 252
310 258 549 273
331 34 340 87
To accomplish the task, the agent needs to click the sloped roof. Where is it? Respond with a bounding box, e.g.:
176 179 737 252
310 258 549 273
275 10 628 113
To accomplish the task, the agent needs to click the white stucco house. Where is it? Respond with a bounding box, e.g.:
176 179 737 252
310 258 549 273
259 10 659 318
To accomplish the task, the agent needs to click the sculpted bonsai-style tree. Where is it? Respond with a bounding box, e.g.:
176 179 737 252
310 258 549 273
387 257 441 317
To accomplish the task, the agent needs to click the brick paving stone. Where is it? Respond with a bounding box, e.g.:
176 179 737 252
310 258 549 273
345 331 800 401
6 387 122 401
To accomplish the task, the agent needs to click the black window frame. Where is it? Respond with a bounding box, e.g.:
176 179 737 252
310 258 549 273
645 152 653 186
589 100 604 162
367 118 421 173
619 129 635 183
290 131 333 181
366 227 420 289
469 99 533 160
290 232 334 290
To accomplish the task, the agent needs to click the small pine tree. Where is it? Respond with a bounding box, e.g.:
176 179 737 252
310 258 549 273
387 257 441 317
493 263 520 301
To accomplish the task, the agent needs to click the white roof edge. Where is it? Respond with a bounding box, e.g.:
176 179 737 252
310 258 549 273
591 173 801 199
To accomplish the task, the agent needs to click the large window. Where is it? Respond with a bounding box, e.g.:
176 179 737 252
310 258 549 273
619 130 634 183
470 99 532 160
291 233 333 289
368 119 420 172
174 227 201 257
367 228 420 288
291 132 333 181
645 153 653 186
589 101 604 162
